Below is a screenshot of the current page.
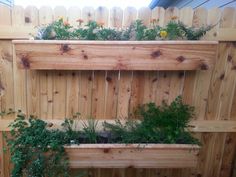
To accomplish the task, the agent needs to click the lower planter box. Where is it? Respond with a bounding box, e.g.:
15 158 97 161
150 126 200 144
65 144 200 168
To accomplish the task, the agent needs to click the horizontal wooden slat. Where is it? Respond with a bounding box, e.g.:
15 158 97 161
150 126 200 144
0 26 36 39
65 144 200 168
13 40 217 70
0 119 235 132
217 28 236 41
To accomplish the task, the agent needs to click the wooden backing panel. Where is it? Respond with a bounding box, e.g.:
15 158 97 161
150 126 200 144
54 6 67 20
65 7 82 118
91 71 106 119
52 7 68 119
24 6 39 26
219 133 236 177
151 7 165 27
78 71 93 118
0 4 11 26
95 6 109 27
218 8 236 177
117 71 132 118
206 7 221 40
0 41 14 112
123 7 137 27
39 71 53 119
67 7 81 27
82 7 95 25
179 7 193 26
53 71 66 119
104 71 119 119
193 7 207 28
168 71 185 104
12 6 25 26
138 7 151 26
155 72 171 105
25 6 40 116
192 8 213 120
39 6 53 25
109 7 123 28
203 8 235 177
38 7 54 119
129 71 145 115
193 9 218 177
164 7 179 24
143 71 159 104
14 41 217 70
12 7 27 115
66 71 79 118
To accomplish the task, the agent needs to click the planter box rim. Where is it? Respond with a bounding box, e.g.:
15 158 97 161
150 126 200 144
12 40 218 45
64 143 201 149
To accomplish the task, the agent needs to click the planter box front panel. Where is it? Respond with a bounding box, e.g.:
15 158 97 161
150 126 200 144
13 40 217 70
65 144 200 168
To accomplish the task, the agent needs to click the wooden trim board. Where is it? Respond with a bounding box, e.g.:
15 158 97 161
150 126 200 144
13 40 218 70
65 144 200 168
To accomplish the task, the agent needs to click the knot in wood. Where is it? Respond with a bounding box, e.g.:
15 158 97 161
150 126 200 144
151 50 162 58
60 44 71 53
106 77 112 82
176 56 186 62
103 148 110 153
200 63 209 70
21 56 30 69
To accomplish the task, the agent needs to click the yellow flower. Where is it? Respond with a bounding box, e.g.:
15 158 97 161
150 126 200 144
160 30 168 38
58 16 64 21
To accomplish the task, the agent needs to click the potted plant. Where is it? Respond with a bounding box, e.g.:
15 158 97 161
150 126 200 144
5 97 200 177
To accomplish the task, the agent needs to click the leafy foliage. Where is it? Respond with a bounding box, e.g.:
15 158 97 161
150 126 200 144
35 18 213 40
4 97 199 177
104 96 199 144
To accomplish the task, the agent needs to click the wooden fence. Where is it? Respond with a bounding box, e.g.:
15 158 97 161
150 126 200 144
0 4 236 177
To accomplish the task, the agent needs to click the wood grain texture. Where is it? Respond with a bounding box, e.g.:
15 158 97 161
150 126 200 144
65 144 200 168
13 40 217 71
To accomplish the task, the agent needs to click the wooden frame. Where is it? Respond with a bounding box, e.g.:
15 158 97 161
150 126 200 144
65 144 200 168
13 40 218 70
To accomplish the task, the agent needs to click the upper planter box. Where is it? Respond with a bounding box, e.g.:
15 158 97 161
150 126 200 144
13 40 218 70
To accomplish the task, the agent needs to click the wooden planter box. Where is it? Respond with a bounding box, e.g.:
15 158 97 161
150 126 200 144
13 40 217 70
65 144 200 168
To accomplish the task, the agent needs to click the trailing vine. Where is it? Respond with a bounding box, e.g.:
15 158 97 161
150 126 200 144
4 97 199 177
35 17 213 40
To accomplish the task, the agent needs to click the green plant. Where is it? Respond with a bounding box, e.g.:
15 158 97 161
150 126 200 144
81 119 98 143
4 111 84 177
6 112 69 177
104 96 199 144
3 96 199 176
35 18 212 41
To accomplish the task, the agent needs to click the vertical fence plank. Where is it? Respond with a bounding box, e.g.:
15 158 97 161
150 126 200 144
82 6 95 24
110 7 123 28
39 6 53 25
0 4 11 25
123 7 137 27
138 7 151 26
218 8 236 177
67 6 81 27
52 6 67 119
95 6 109 26
25 6 40 117
38 7 53 119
